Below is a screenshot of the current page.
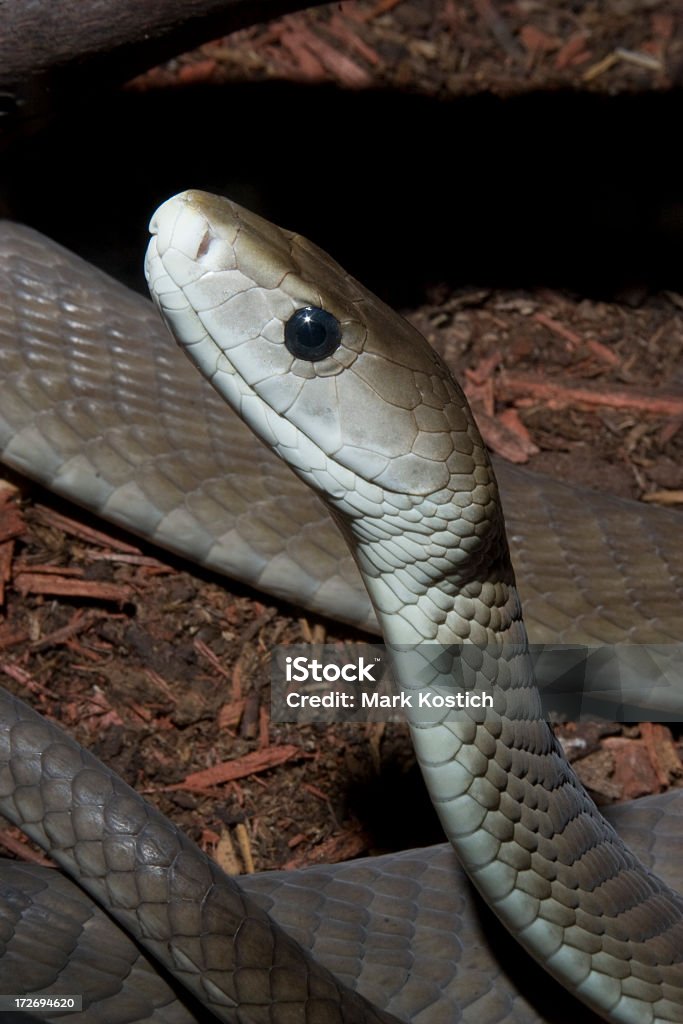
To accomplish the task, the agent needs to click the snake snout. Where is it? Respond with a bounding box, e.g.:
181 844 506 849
148 192 212 263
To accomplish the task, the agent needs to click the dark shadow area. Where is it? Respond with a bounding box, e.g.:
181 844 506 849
3 81 683 304
344 755 445 850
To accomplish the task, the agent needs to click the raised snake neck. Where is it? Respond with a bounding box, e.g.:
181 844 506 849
145 189 683 1023
0 201 679 1024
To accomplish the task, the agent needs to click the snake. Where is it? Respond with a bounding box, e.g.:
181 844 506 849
0 191 682 1024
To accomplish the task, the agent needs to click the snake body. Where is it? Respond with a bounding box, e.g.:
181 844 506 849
0 196 682 1023
0 687 399 1024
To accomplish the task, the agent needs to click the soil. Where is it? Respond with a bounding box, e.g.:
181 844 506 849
132 1 683 99
1 0 683 877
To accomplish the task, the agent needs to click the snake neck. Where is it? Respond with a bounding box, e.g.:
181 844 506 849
331 485 683 1024
325 460 523 647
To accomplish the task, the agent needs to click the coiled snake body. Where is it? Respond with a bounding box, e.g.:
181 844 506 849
0 192 682 1024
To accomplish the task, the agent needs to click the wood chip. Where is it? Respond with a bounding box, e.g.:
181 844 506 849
534 311 582 350
640 723 683 786
214 829 243 875
642 489 683 506
0 828 56 867
217 699 247 730
602 736 663 800
499 372 683 417
0 503 24 543
290 26 373 87
0 624 28 650
235 822 255 873
33 506 142 553
164 744 305 791
29 609 106 652
470 405 540 463
582 51 619 81
13 573 132 602
327 13 381 64
283 829 368 869
614 47 663 72
519 25 560 54
194 637 232 679
0 539 13 606
555 33 591 70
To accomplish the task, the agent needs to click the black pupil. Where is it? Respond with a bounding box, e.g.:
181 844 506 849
284 306 342 362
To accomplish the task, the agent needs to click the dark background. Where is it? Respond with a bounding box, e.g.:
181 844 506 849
4 82 683 304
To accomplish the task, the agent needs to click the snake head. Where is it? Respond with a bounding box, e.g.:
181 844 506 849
145 191 504 612
146 191 491 499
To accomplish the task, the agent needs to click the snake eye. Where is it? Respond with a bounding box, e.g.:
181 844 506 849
284 306 342 362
